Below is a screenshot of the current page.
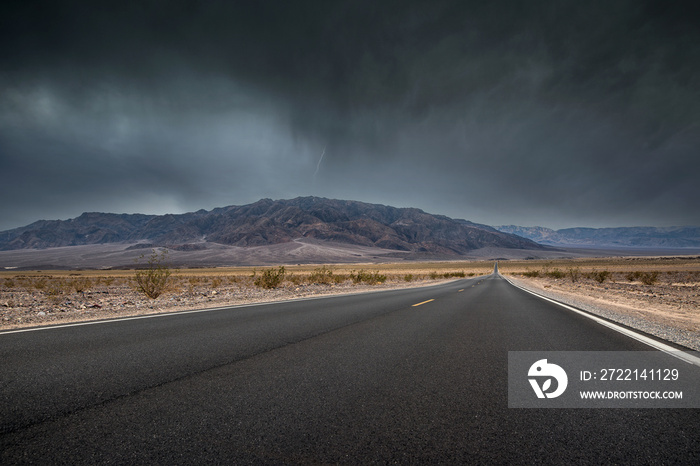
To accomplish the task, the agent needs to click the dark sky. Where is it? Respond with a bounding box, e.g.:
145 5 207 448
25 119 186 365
2 0 699 231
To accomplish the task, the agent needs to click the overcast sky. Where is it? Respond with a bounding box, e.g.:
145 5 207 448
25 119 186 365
1 0 699 231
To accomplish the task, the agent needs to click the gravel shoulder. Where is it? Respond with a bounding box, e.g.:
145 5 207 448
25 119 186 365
508 274 700 351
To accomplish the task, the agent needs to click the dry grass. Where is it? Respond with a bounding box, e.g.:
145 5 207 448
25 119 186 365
2 256 698 295
2 256 697 287
0 261 497 283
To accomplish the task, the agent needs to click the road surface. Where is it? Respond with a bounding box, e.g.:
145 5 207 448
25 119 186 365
2 270 699 463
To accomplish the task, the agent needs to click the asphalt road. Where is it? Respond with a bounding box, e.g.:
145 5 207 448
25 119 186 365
2 270 699 464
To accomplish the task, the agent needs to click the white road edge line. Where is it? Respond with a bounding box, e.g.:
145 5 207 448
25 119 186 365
0 302 273 335
503 276 700 368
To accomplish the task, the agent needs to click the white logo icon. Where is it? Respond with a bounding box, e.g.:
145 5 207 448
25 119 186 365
528 359 568 399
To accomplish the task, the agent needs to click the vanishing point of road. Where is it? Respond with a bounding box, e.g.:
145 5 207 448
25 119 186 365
2 267 699 463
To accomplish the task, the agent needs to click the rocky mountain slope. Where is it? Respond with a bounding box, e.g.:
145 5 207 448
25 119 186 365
1 197 545 255
496 225 700 249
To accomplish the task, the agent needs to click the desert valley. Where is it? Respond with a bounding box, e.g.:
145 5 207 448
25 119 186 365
1 198 698 351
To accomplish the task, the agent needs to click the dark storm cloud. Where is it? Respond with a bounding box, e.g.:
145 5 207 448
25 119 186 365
1 0 699 230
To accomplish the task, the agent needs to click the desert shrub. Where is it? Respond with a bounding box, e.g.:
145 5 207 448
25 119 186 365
309 266 335 285
188 277 202 285
254 266 286 289
590 270 611 284
350 269 386 285
522 270 540 278
640 271 659 286
100 277 115 286
625 271 658 285
429 271 440 280
70 277 91 293
31 277 47 290
211 277 222 289
332 273 348 284
3 278 15 288
567 267 581 283
545 268 566 279
133 249 172 299
404 274 414 282
44 279 69 303
286 274 303 286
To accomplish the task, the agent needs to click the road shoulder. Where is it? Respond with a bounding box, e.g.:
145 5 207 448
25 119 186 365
507 275 700 351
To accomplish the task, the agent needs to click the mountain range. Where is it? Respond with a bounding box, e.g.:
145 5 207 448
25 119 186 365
0 197 544 255
496 225 700 249
3 198 697 270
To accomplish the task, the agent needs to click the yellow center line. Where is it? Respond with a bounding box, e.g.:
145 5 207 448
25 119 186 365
458 289 464 292
412 299 435 307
